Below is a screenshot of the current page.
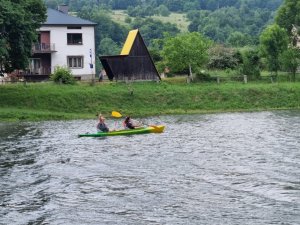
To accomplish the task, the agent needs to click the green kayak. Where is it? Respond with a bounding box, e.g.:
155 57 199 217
78 125 165 137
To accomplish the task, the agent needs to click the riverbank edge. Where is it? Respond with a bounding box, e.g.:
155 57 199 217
1 107 300 122
0 82 300 122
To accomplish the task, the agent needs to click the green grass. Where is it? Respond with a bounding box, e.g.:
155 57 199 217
110 10 189 32
197 70 300 83
0 81 300 121
110 10 131 27
150 13 189 32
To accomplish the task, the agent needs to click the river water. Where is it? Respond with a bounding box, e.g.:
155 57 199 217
0 111 299 225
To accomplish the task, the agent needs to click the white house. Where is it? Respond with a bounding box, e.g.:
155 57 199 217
28 5 97 80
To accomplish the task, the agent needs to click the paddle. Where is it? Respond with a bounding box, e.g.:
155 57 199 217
134 119 162 131
111 111 122 130
141 119 165 132
111 111 122 118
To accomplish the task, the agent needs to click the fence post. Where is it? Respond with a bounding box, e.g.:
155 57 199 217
243 75 247 84
217 76 220 84
186 75 192 83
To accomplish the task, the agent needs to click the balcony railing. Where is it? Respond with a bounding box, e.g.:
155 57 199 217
27 67 51 75
32 43 56 53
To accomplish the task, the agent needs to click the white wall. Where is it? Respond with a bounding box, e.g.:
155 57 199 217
39 26 96 80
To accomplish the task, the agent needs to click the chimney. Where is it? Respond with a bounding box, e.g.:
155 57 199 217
58 4 68 14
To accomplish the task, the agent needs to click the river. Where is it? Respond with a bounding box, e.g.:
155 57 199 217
0 111 299 225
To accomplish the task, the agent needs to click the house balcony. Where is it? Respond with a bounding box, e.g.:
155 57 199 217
13 67 51 82
32 43 56 53
27 67 51 75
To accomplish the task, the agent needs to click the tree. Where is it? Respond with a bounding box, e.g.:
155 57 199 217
206 0 220 11
275 0 300 36
131 18 180 46
161 32 212 80
45 0 58 9
78 7 128 52
98 38 120 55
156 4 170 17
0 0 46 72
207 45 241 70
259 24 289 76
165 0 184 12
187 4 275 44
227 31 252 47
127 5 155 17
280 47 300 82
183 1 200 12
241 48 261 80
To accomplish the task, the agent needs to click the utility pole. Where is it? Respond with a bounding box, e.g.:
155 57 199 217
89 48 94 85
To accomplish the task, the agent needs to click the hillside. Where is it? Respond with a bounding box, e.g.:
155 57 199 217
111 10 189 32
46 0 283 44
44 0 285 68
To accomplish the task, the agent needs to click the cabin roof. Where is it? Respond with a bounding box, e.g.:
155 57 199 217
120 29 139 55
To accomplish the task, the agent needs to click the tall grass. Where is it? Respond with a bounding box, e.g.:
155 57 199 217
0 81 299 121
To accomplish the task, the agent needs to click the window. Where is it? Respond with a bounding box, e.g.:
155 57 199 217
68 56 83 68
67 33 82 44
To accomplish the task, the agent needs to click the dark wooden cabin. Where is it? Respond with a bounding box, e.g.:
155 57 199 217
99 29 161 81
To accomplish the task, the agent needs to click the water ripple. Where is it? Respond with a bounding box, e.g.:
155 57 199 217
0 111 300 224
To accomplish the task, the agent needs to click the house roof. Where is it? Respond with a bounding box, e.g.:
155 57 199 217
44 8 97 26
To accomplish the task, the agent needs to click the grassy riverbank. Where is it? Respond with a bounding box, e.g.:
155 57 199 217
0 81 300 121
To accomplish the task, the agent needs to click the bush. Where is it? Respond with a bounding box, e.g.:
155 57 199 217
195 70 215 82
207 45 242 70
241 48 261 80
157 5 170 17
50 66 76 84
124 16 132 24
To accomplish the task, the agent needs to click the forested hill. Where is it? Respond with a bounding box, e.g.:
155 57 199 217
48 0 283 12
45 0 283 56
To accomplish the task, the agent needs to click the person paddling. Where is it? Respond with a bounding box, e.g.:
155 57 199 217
123 116 141 129
97 115 109 132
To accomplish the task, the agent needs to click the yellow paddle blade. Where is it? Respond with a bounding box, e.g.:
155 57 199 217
111 111 122 118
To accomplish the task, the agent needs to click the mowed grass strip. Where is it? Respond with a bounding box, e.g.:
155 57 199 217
0 81 299 121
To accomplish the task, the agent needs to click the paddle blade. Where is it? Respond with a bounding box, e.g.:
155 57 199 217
150 125 165 133
112 111 122 118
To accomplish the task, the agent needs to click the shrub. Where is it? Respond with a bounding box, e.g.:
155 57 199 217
195 70 214 82
207 45 242 70
124 16 132 24
50 66 76 84
241 48 261 80
157 5 170 17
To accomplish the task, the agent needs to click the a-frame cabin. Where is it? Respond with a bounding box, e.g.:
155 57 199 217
99 29 161 81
